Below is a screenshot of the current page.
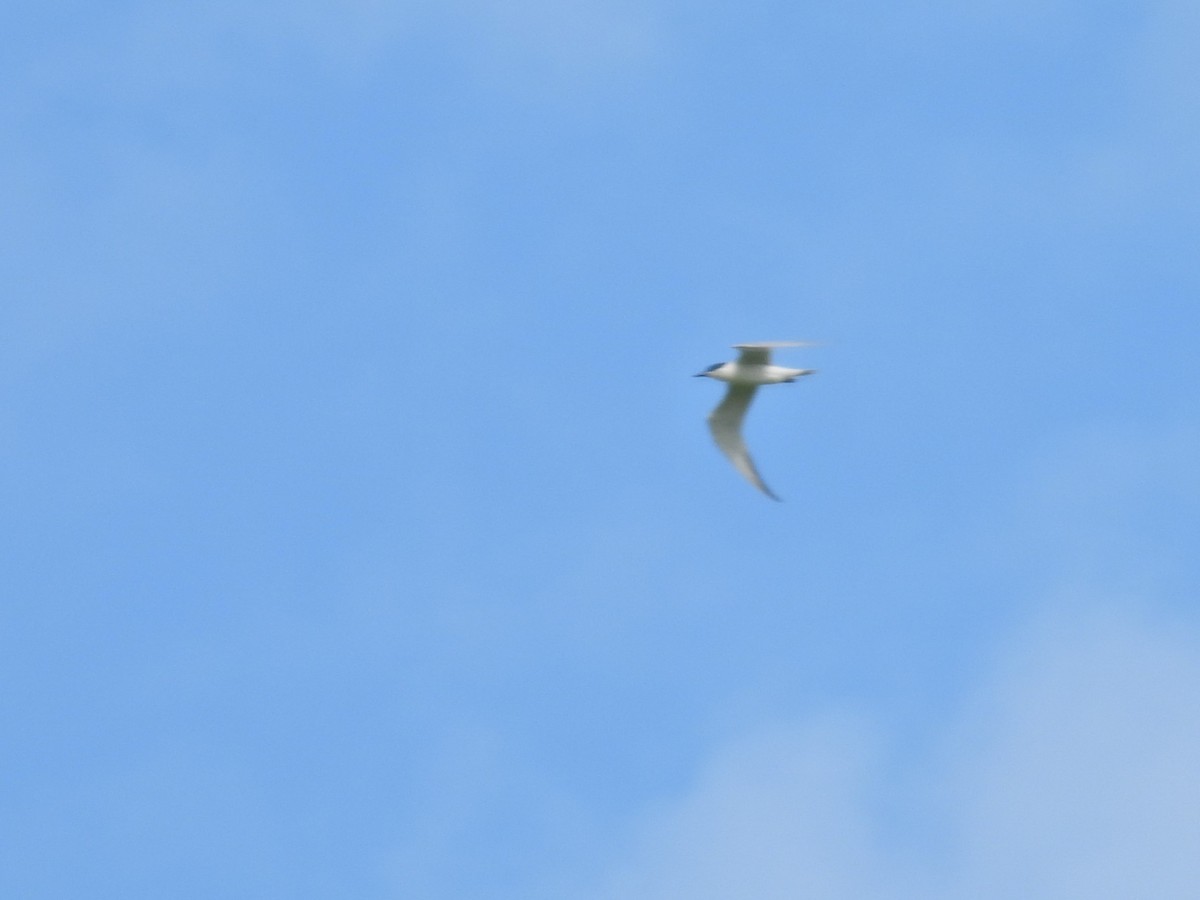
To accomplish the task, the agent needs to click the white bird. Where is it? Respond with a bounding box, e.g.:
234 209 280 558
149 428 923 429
694 341 816 500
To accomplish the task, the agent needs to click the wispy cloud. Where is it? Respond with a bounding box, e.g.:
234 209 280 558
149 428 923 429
590 717 887 900
10 0 663 100
1 0 667 379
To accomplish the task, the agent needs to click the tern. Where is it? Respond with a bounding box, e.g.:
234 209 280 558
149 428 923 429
694 341 816 500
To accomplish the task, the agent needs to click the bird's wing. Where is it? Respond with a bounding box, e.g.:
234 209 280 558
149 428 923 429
732 341 815 367
707 384 780 500
734 346 773 366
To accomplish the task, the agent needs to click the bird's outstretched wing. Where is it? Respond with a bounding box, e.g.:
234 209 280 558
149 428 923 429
707 384 779 500
733 340 815 367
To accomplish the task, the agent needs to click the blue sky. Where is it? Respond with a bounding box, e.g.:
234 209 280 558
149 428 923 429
3 1 1199 897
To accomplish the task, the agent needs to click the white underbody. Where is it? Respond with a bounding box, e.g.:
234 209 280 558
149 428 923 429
706 363 813 385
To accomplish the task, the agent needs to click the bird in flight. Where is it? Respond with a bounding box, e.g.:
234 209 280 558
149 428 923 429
694 341 816 500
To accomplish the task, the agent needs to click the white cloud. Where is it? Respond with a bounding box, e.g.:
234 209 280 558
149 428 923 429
581 601 1200 900
946 604 1200 899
